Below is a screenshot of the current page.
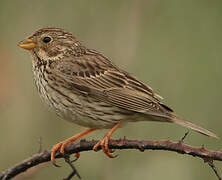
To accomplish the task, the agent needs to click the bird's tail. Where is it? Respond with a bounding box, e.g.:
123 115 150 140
171 114 218 139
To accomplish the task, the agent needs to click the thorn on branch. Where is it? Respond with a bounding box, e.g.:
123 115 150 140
179 131 189 144
123 136 128 141
138 144 145 152
200 145 206 151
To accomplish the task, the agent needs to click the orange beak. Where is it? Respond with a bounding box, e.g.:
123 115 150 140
18 38 36 50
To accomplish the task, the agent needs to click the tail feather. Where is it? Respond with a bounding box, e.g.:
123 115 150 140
171 114 218 139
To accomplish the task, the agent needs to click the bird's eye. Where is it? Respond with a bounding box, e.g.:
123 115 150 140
42 37 51 43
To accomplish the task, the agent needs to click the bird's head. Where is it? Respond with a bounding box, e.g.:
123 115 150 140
18 27 83 61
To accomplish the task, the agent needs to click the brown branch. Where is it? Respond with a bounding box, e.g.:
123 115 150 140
1 138 222 180
63 155 81 180
207 161 222 180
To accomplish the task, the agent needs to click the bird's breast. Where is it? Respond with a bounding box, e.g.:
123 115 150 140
32 62 141 129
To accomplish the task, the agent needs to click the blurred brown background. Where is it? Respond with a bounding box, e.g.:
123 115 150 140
0 0 221 179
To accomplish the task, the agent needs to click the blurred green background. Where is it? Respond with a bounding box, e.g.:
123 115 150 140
0 0 221 179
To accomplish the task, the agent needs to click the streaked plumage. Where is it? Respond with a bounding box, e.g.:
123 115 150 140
18 27 218 162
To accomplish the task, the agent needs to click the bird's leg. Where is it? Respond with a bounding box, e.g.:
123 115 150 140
93 121 122 158
51 128 96 163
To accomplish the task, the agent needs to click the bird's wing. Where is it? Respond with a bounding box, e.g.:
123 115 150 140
52 51 173 117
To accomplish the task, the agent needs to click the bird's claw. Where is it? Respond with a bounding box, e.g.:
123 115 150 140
52 161 61 168
93 137 117 158
71 152 81 163
51 141 81 165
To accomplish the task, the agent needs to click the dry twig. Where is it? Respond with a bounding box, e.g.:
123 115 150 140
1 138 221 180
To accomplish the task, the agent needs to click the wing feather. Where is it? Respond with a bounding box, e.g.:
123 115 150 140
52 52 173 116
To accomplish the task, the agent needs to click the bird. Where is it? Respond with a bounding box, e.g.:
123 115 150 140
18 27 218 163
